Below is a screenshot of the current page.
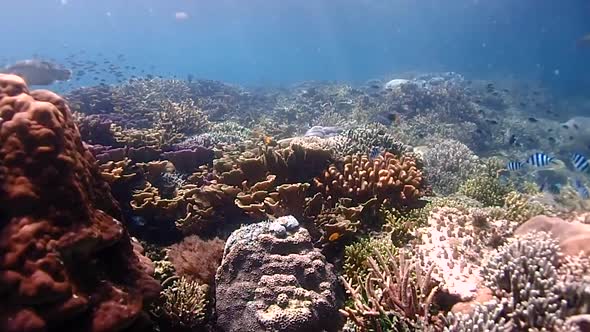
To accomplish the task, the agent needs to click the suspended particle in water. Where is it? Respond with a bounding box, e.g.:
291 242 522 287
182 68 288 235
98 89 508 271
554 69 560 76
175 11 189 20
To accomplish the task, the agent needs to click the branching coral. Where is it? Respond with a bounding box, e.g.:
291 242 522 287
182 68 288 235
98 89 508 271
502 191 547 224
329 124 408 158
342 236 395 287
444 300 513 332
478 231 589 330
160 277 209 329
381 204 431 246
154 99 210 137
314 152 426 209
416 206 517 301
341 249 443 331
422 139 482 195
458 159 513 207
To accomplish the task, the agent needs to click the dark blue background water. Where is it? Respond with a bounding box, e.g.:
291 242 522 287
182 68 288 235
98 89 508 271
1 0 589 95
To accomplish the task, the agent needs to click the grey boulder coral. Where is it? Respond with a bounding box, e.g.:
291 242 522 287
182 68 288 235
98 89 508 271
215 216 343 332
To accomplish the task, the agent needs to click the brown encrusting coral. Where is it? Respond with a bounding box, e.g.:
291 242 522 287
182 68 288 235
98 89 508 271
0 74 160 332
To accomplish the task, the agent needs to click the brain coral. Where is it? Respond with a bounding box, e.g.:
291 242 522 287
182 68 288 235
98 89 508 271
0 74 159 332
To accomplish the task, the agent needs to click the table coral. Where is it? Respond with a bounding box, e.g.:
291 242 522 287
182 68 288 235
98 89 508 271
0 74 159 332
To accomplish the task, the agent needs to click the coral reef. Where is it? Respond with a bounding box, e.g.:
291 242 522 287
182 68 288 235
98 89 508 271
314 152 426 209
215 216 343 332
458 159 513 207
0 74 159 332
159 276 209 329
416 206 517 301
20 69 589 332
422 139 482 195
167 235 225 285
341 248 443 331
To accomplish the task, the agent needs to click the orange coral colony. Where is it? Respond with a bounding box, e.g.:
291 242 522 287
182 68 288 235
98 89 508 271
314 152 425 208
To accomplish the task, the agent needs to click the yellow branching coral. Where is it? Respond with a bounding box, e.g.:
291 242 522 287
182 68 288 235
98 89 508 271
161 276 209 328
503 191 546 224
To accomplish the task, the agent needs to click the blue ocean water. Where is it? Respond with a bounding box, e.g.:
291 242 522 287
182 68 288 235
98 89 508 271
1 0 589 94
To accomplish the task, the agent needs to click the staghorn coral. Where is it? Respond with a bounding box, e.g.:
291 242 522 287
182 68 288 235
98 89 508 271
341 248 443 331
160 276 209 329
422 139 482 195
314 152 426 209
342 236 395 287
0 74 160 332
167 235 225 285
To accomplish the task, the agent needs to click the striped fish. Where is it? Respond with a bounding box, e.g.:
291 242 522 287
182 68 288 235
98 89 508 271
525 152 554 167
507 161 524 171
572 178 590 200
571 153 590 173
369 146 382 160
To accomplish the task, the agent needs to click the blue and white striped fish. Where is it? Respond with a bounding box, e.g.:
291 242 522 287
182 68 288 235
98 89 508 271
571 178 590 200
507 161 524 171
571 153 590 173
368 146 383 160
525 152 554 167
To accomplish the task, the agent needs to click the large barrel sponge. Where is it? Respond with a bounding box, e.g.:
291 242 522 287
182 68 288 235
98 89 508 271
0 74 160 332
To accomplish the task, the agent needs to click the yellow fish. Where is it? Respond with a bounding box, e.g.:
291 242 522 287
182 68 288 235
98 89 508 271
328 232 341 242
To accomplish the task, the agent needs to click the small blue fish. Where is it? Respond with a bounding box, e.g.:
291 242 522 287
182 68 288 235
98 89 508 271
571 153 590 173
130 215 146 227
507 161 524 171
571 178 590 200
525 152 554 167
369 146 382 160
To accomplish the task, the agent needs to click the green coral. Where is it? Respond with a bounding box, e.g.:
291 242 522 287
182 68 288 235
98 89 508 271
343 237 394 287
458 159 513 207
161 276 209 329
503 191 546 224
380 205 430 246
141 243 176 282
